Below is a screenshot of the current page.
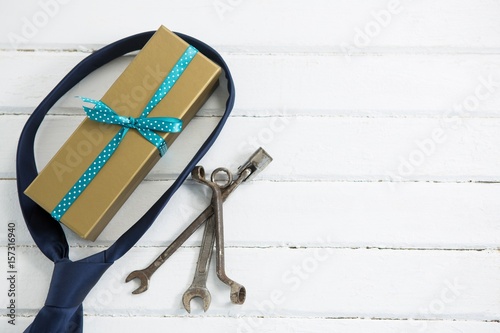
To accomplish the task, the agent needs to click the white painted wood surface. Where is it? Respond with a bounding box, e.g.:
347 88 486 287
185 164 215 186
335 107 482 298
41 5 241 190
1 1 500 332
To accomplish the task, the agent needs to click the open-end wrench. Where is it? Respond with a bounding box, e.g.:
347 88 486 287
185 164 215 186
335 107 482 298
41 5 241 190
182 215 216 313
192 166 246 304
125 148 272 294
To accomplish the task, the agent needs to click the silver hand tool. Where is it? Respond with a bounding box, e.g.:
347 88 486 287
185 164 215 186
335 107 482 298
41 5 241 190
182 215 216 313
125 148 273 295
191 166 246 304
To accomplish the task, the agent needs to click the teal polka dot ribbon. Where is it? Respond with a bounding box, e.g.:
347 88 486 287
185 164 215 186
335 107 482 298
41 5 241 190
51 45 198 221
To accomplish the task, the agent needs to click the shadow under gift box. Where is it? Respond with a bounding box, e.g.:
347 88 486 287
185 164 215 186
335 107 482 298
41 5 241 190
24 25 222 241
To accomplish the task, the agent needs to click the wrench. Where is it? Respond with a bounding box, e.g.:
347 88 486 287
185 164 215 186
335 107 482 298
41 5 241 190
192 166 246 304
182 215 216 313
126 148 273 294
125 170 248 294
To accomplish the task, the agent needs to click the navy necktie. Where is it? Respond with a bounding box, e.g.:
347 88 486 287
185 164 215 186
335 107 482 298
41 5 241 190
16 31 235 333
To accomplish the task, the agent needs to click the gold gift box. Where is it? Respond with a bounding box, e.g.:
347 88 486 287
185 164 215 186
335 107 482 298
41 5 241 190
25 26 221 241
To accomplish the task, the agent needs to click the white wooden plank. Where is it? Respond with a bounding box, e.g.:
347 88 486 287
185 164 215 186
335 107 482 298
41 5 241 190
3 116 500 181
2 51 500 117
1 247 499 320
1 0 500 52
3 180 500 249
5 316 499 333
2 0 499 331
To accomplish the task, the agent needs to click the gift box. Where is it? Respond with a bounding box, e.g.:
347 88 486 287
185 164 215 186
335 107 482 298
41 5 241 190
25 26 222 241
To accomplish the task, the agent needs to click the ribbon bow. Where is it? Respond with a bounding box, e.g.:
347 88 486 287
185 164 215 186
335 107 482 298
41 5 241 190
81 97 182 157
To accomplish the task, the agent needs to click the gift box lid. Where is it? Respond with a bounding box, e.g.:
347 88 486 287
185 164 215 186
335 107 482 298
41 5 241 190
25 26 222 241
